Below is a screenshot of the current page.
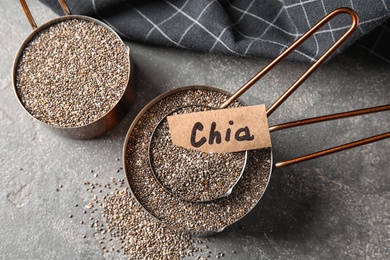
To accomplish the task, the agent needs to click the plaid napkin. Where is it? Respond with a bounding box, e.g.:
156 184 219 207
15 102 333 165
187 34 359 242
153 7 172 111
39 0 390 62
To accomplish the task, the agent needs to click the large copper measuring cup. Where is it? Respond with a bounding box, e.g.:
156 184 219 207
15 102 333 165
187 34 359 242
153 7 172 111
123 8 390 235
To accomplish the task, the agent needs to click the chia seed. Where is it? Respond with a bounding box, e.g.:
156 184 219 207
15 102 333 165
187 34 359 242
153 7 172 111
75 161 203 259
102 188 194 259
15 18 129 127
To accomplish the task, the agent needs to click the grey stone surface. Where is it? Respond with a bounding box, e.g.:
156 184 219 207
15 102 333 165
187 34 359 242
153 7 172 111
0 0 389 259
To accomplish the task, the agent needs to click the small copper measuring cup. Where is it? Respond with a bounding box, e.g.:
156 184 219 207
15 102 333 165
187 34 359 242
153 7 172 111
148 104 249 203
12 0 135 139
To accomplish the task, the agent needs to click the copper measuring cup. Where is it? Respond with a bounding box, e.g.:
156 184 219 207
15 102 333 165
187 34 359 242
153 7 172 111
148 104 249 203
12 0 135 139
123 8 390 235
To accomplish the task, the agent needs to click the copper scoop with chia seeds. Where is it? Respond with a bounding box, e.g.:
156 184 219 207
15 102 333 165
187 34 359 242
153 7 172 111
149 105 247 202
14 18 129 128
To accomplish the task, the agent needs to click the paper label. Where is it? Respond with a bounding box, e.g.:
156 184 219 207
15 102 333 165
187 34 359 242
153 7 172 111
167 104 272 153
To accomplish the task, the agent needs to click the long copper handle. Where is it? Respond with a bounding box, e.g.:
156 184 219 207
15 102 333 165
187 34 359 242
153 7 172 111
274 132 390 168
269 104 390 132
220 7 359 110
58 0 71 16
20 0 37 29
19 0 71 30
271 104 390 168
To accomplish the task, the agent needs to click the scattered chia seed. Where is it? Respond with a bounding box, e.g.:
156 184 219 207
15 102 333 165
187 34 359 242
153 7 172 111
15 18 129 127
124 88 271 233
72 159 208 259
102 187 194 259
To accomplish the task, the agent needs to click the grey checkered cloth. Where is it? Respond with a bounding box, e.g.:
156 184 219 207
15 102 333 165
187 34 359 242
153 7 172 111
40 0 390 62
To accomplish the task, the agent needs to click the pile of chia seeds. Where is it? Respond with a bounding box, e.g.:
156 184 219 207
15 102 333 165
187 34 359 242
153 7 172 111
15 18 129 127
73 169 227 259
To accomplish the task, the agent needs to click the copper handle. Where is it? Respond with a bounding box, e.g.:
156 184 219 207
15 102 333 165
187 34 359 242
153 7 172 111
58 0 71 16
20 0 72 30
269 105 390 132
220 7 359 110
271 104 390 168
19 0 37 29
274 132 390 168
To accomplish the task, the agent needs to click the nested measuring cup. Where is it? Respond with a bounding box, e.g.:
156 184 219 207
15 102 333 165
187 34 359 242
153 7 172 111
148 104 249 203
123 8 390 235
12 0 135 139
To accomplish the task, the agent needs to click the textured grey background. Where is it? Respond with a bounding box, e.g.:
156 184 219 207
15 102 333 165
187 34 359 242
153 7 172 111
1 0 389 259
